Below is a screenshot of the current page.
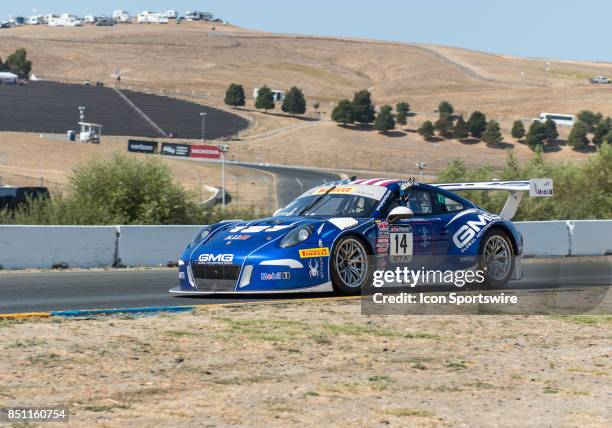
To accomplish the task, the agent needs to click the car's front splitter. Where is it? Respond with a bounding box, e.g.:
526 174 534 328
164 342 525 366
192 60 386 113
169 281 333 295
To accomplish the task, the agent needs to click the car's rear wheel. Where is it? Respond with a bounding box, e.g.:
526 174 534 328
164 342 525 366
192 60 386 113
331 236 371 295
479 229 515 288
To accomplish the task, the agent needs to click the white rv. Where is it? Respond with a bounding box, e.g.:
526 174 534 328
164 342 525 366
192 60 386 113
253 88 285 102
165 10 178 19
27 15 44 25
112 10 130 23
185 11 214 21
537 113 575 127
84 15 97 24
48 14 83 27
137 12 169 24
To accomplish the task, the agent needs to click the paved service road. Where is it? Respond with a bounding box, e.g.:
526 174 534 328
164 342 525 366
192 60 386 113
0 258 609 314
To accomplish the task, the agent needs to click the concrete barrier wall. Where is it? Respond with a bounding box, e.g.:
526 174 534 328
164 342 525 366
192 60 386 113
514 221 570 257
117 225 203 267
570 220 612 256
0 225 117 269
0 221 609 269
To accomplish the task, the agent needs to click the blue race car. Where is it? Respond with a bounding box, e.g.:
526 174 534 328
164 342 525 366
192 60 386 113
170 178 553 295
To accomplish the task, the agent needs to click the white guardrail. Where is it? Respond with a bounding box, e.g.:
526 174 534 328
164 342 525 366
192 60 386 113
0 221 610 269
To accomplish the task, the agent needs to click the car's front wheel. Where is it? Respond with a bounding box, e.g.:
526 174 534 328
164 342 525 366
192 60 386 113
331 236 371 294
479 229 515 288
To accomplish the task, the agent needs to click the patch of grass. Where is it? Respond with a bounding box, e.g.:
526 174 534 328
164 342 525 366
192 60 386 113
26 353 63 365
368 375 394 390
8 338 47 348
303 391 320 397
468 381 496 390
323 323 439 339
220 318 309 342
411 363 428 370
554 315 612 325
164 330 199 338
311 333 332 345
567 368 608 376
83 403 130 412
543 386 559 394
445 360 468 370
384 408 434 418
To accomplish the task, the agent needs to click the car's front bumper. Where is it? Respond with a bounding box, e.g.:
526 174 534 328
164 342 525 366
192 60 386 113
169 282 333 295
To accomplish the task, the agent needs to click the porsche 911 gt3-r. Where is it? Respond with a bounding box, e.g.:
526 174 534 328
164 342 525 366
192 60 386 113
170 178 552 295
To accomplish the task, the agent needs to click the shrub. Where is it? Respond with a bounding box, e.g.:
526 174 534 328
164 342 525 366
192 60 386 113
467 111 487 139
281 86 307 115
568 121 590 150
223 83 246 107
511 120 526 140
332 100 355 125
254 85 275 112
373 105 395 133
438 101 454 116
453 116 469 139
482 120 503 145
352 90 376 124
418 121 435 139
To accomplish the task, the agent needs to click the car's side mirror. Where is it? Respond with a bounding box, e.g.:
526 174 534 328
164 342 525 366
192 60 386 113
387 206 414 223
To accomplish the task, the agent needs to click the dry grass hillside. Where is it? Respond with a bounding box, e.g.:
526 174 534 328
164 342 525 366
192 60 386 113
0 22 608 176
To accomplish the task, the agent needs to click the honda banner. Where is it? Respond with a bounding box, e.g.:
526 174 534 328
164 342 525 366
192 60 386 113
128 140 158 154
190 144 220 159
161 143 191 157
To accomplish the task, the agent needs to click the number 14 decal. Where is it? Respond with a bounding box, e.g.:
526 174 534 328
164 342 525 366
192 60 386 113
390 232 413 263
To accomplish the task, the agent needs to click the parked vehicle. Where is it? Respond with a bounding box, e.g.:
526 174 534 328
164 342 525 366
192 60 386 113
95 17 114 27
589 75 610 84
27 15 45 25
165 10 178 19
48 14 83 27
137 11 169 24
112 10 130 23
537 113 574 126
0 186 50 212
185 11 214 21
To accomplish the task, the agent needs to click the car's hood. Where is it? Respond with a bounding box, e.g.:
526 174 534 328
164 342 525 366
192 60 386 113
190 216 368 259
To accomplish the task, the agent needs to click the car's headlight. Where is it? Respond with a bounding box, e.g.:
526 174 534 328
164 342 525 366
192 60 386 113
279 225 313 248
189 226 212 248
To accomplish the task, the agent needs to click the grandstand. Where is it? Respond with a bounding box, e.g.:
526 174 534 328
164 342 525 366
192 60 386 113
0 82 248 139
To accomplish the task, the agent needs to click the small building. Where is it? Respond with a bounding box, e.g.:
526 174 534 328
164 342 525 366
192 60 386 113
78 122 102 144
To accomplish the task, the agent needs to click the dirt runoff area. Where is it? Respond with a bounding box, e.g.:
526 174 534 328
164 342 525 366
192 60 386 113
1 300 610 427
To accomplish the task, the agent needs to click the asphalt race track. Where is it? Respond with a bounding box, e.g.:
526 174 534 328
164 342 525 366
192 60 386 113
241 164 341 206
0 259 609 314
0 82 248 139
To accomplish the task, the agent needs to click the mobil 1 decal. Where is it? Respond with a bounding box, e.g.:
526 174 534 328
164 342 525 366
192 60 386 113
389 225 413 263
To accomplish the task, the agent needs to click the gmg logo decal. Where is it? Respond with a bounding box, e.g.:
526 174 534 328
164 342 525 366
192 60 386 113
197 253 234 264
453 213 499 249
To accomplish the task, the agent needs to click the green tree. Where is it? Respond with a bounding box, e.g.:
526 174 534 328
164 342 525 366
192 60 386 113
603 130 612 145
568 121 590 150
511 120 526 140
482 120 503 145
543 119 559 142
453 116 469 139
396 102 410 115
352 90 376 124
418 121 435 140
6 48 32 78
223 83 246 108
467 111 487 139
281 86 307 115
576 110 602 132
592 117 612 146
525 120 547 148
434 114 454 138
373 105 395 133
331 100 355 125
254 85 275 112
438 101 454 116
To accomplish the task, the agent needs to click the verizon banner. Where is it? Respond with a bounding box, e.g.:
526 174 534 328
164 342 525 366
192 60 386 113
190 144 220 159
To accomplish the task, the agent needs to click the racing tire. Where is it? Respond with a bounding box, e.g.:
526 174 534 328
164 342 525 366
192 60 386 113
478 229 515 288
331 235 372 295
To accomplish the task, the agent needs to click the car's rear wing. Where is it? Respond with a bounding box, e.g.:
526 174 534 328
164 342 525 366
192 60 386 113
433 179 553 220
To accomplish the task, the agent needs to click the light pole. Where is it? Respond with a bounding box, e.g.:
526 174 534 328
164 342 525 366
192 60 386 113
416 162 426 182
219 144 229 207
200 112 207 141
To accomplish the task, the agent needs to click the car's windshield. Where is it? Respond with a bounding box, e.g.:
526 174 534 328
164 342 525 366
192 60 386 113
275 193 380 217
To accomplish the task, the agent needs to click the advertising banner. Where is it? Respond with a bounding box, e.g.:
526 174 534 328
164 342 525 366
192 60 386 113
161 143 191 157
127 140 158 154
190 144 220 159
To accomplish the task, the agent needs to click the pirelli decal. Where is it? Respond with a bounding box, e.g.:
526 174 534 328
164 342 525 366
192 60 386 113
314 187 354 195
299 247 330 258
